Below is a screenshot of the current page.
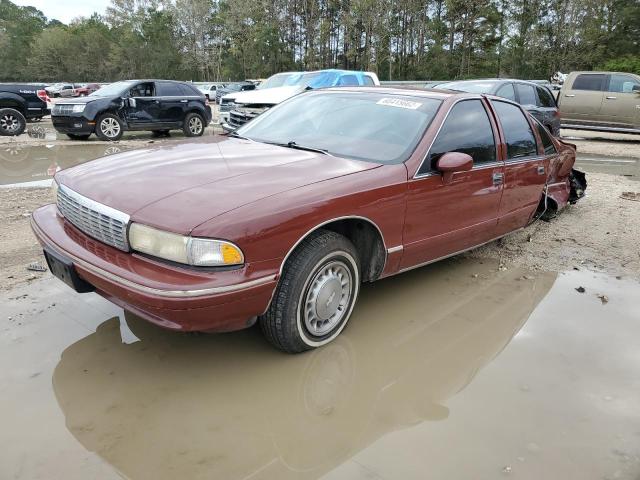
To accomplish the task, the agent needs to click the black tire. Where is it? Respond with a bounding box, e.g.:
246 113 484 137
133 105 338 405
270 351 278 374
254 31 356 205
151 129 170 138
183 112 205 137
66 133 91 140
260 229 360 353
94 113 124 141
0 108 26 136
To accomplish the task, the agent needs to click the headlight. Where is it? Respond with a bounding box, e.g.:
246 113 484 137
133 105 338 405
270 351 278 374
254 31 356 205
128 223 244 267
71 104 85 113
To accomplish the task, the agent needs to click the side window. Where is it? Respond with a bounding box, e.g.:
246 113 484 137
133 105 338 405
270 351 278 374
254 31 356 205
179 84 199 96
535 121 556 155
363 75 375 86
130 82 155 97
515 84 537 105
536 87 556 107
496 83 516 101
420 99 496 174
608 74 640 93
572 74 605 91
337 75 359 86
156 82 183 96
492 101 537 159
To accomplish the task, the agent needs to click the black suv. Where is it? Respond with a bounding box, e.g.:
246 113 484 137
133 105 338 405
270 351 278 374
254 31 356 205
0 84 50 136
51 80 212 141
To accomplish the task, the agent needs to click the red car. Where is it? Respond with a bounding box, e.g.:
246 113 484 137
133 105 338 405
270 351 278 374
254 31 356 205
31 87 585 353
74 83 101 96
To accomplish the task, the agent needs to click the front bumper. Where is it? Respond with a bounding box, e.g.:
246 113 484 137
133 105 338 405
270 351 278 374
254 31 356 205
51 115 95 134
31 204 278 332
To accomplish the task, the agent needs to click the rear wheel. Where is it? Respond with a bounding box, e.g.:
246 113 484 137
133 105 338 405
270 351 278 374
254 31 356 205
183 112 205 137
95 113 124 141
66 133 91 140
260 230 360 353
0 108 26 136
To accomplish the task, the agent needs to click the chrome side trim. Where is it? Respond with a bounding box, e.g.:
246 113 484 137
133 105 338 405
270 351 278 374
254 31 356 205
397 228 523 274
387 245 403 254
32 217 277 298
278 215 388 276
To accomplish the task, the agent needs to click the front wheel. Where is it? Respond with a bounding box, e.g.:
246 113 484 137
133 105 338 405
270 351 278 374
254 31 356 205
260 230 360 353
0 108 26 136
183 112 205 137
95 113 124 141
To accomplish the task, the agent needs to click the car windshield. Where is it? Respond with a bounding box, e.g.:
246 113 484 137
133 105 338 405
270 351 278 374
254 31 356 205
285 72 323 87
89 81 135 97
236 91 442 164
259 73 295 89
439 81 496 93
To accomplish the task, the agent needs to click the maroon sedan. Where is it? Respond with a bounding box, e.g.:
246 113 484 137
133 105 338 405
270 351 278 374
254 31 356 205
31 87 584 353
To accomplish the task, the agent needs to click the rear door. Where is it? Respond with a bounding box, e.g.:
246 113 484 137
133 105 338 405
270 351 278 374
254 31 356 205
489 100 547 235
599 73 640 129
559 73 606 123
155 81 186 125
401 98 504 269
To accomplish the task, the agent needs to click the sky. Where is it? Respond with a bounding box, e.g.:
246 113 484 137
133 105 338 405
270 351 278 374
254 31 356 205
12 0 111 24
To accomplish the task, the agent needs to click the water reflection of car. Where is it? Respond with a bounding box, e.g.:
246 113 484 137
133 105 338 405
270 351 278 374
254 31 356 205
222 69 381 131
32 87 584 353
51 262 555 480
50 79 212 141
436 79 561 136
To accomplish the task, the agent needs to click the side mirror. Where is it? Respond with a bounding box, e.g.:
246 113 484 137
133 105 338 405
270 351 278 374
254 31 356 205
633 85 640 93
436 152 473 184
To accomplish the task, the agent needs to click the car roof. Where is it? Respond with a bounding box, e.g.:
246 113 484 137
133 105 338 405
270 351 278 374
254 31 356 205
321 86 473 99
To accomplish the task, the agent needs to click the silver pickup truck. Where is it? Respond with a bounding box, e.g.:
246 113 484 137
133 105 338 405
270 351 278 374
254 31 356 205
559 71 640 134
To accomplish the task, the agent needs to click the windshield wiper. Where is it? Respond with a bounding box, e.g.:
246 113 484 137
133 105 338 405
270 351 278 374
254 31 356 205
265 140 329 155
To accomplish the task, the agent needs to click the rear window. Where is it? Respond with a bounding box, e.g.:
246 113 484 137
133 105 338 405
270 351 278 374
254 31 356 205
515 84 537 105
496 83 516 101
363 75 375 86
491 101 537 159
439 81 496 94
536 86 556 107
180 84 200 96
535 120 556 155
572 74 605 91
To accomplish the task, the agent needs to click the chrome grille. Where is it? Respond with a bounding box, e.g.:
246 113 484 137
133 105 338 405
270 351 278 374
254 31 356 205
57 185 130 251
52 104 77 116
219 99 236 112
228 107 266 129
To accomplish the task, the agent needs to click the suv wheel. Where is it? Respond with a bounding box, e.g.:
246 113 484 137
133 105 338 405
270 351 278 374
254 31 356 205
0 108 26 136
260 230 360 353
184 112 205 137
95 113 124 141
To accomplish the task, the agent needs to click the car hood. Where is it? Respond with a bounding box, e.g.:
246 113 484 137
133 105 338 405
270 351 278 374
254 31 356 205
56 136 380 234
54 96 100 105
232 86 304 106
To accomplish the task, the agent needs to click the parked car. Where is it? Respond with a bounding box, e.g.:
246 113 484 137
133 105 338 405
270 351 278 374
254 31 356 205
50 79 212 141
437 79 561 135
197 83 225 100
0 83 50 136
218 72 301 124
558 71 640 134
222 69 381 131
32 87 584 353
214 81 256 104
74 83 101 96
50 83 75 98
45 83 68 97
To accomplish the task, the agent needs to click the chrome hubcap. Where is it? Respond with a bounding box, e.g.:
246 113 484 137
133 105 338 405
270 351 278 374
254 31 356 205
0 114 19 133
189 116 203 134
304 261 352 336
100 117 120 138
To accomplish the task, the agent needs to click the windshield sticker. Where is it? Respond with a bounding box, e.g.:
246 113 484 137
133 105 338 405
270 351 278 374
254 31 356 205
377 98 422 110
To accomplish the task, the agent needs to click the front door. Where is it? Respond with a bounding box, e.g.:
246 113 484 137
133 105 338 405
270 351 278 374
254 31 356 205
490 100 548 235
560 73 606 124
401 98 504 270
125 82 160 127
599 73 640 129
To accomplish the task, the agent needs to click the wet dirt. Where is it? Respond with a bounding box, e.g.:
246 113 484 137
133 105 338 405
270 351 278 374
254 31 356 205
1 258 638 479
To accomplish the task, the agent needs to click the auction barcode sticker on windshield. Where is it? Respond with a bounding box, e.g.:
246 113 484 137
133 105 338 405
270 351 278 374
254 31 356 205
376 98 422 109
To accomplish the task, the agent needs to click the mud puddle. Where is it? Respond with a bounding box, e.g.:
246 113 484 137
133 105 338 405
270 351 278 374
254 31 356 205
0 143 131 187
1 258 639 479
575 153 640 181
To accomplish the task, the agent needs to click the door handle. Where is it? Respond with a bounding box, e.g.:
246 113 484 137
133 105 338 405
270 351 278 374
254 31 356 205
564 94 575 97
492 172 504 186
180 99 188 103
537 165 545 175
606 96 617 100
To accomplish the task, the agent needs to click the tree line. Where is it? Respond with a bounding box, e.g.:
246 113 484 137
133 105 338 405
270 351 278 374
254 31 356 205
0 0 638 83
